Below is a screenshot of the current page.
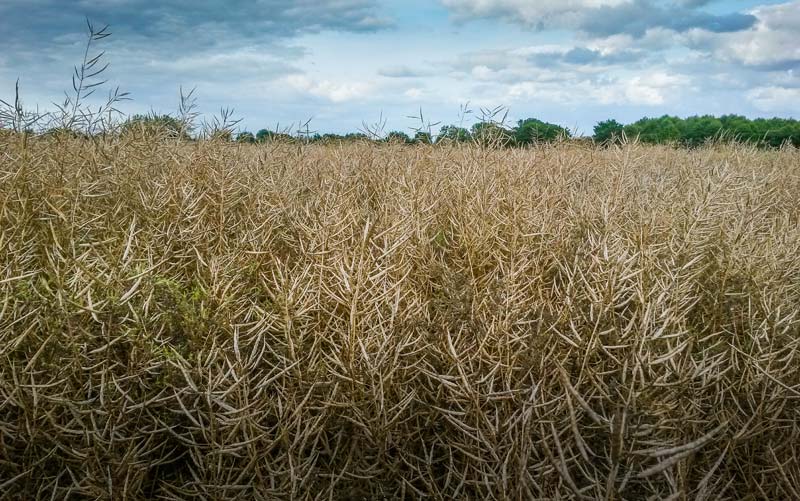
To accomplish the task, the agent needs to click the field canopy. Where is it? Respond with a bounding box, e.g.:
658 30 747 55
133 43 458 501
1 135 799 499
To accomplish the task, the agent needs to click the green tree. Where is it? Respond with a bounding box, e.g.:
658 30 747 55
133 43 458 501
682 116 723 147
471 122 513 146
256 129 272 142
593 119 624 144
624 116 682 144
413 131 433 144
236 131 256 143
255 129 294 142
588 114 799 148
758 119 800 148
386 131 412 143
718 115 755 143
344 132 370 142
514 118 570 145
437 125 471 143
318 133 343 143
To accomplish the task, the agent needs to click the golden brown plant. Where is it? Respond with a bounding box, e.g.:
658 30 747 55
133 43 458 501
1 134 799 499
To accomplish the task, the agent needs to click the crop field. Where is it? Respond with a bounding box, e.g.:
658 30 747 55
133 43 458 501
1 134 799 499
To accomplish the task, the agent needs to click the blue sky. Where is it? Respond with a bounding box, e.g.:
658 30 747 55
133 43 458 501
1 0 798 135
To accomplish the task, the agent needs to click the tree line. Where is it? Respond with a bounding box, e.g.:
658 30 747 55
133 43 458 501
593 115 800 148
235 118 574 146
116 113 800 148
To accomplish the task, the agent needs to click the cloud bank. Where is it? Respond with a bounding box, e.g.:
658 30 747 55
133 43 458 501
0 0 797 133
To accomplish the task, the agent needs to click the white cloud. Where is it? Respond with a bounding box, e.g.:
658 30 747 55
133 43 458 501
150 49 297 79
747 86 800 112
471 65 495 80
404 87 424 99
588 27 683 53
629 72 691 104
478 68 690 108
622 76 668 105
285 75 372 102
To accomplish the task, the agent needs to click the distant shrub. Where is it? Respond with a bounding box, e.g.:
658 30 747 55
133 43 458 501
43 127 91 140
121 114 190 140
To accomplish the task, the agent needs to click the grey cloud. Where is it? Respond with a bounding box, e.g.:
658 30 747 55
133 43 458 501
378 66 436 78
684 2 800 70
443 45 648 87
580 2 756 37
0 0 392 119
0 1 391 51
676 0 714 6
562 47 643 65
449 50 517 73
440 0 756 37
0 0 390 94
523 47 646 68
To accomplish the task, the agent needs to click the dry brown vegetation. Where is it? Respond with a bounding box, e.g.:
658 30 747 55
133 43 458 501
1 133 799 499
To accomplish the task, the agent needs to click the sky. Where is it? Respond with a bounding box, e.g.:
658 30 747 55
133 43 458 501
1 0 798 135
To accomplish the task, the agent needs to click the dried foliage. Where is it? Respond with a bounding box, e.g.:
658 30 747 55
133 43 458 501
1 134 799 499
